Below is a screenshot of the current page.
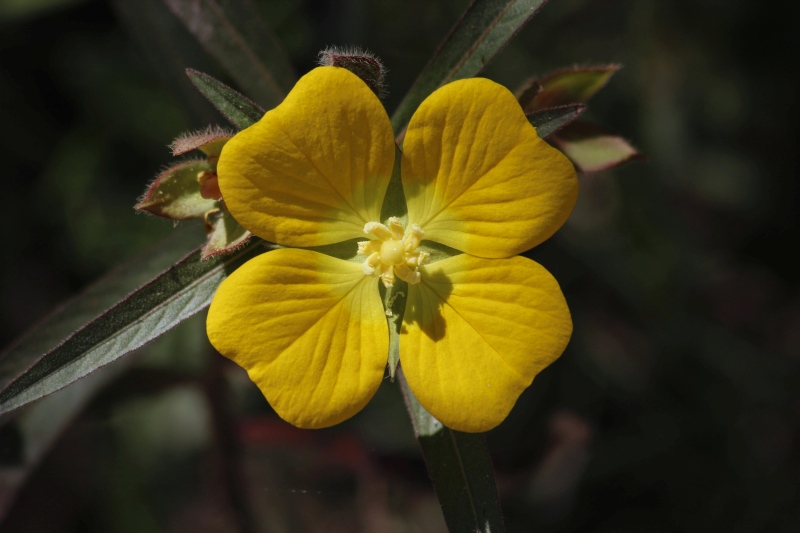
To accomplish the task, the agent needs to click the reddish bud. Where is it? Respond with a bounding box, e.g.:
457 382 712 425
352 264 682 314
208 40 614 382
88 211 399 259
318 46 387 98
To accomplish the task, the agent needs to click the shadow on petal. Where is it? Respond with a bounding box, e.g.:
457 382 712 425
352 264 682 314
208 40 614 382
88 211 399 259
401 268 453 342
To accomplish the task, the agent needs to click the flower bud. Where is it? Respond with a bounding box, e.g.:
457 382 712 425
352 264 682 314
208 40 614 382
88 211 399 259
318 46 387 98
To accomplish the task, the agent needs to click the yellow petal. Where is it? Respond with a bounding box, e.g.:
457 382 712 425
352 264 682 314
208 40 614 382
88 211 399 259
207 249 388 428
402 78 578 258
217 67 395 247
400 254 572 432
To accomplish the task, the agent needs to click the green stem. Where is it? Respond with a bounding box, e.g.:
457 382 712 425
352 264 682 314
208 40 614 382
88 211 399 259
398 369 506 533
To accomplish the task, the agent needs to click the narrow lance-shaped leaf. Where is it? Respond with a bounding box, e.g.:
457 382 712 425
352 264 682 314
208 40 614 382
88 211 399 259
187 69 265 129
0 235 274 415
399 371 506 533
0 227 200 400
392 0 550 133
164 0 296 108
527 103 587 139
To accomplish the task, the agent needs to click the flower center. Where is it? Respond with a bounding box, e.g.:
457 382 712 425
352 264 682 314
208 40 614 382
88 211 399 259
358 217 430 288
380 239 406 265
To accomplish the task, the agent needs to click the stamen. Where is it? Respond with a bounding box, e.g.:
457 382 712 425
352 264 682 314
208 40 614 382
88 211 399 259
380 265 395 288
362 252 382 276
363 221 392 241
357 240 381 255
403 224 424 252
387 217 405 240
395 264 421 285
405 251 430 267
361 220 428 286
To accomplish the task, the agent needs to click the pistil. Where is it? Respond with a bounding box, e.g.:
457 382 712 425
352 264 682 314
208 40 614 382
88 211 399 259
360 217 430 288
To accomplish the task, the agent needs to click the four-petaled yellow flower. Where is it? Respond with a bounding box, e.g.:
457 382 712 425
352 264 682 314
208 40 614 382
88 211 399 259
207 67 578 432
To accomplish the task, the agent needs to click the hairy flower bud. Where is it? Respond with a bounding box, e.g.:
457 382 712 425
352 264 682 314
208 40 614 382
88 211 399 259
317 46 387 98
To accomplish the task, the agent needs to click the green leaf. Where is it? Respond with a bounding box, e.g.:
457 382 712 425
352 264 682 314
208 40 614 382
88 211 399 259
136 160 217 220
164 0 295 108
0 235 274 415
0 228 200 404
186 69 265 129
551 122 642 173
527 103 587 138
399 371 506 533
392 0 550 133
531 65 620 109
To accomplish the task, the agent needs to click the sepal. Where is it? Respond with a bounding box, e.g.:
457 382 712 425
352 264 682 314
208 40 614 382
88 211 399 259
527 103 587 138
202 209 252 259
136 160 218 220
515 65 640 173
137 123 252 257
550 122 643 173
170 125 234 158
528 65 621 109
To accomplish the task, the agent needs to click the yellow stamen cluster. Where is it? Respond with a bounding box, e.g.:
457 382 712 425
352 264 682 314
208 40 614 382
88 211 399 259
359 217 429 288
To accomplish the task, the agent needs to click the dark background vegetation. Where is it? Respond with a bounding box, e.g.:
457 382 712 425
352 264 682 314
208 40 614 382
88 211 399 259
1 0 798 531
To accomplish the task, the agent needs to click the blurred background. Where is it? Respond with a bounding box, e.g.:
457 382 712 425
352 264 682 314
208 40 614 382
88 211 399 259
1 0 798 531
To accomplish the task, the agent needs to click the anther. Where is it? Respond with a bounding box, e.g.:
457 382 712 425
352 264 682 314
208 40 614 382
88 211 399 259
360 220 428 287
362 252 381 276
405 251 430 267
395 264 421 285
387 217 405 240
380 265 395 288
358 240 381 255
403 224 424 252
363 221 392 241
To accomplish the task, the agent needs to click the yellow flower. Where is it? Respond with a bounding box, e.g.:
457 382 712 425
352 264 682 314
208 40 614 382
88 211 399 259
207 67 578 432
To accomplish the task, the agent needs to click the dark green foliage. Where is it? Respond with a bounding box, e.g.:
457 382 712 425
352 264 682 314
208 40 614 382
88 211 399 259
0 1 798 532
